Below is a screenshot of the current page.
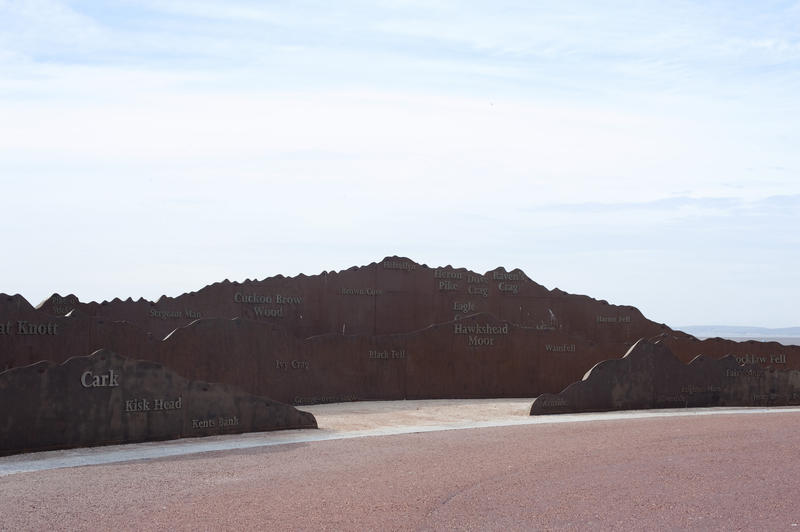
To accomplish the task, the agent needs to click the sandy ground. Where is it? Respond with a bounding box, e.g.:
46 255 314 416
2 400 800 530
304 398 536 431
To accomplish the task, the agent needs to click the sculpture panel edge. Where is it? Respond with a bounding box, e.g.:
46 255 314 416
530 337 800 415
0 349 317 456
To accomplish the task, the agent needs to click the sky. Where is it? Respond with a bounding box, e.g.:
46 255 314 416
1 1 799 328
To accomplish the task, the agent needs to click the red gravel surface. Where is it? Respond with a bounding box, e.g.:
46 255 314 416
2 411 800 530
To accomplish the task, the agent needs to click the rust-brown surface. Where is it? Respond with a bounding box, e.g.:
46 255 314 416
2 257 799 404
1 409 799 530
0 350 317 456
531 338 800 414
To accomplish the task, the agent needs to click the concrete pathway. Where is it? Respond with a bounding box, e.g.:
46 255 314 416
3 399 799 477
3 404 800 530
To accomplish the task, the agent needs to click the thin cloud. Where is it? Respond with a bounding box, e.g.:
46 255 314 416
1 0 798 327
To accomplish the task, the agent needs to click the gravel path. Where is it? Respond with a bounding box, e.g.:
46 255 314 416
1 402 799 530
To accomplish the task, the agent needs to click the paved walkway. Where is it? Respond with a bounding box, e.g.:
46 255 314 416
2 400 799 477
4 401 800 530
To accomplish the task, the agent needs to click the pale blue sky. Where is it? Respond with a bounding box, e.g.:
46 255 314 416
1 1 798 327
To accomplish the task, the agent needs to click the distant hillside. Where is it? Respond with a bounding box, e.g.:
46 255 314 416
678 325 800 346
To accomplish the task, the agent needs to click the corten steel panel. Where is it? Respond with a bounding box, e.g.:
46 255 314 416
531 338 800 415
0 350 317 456
2 257 799 404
